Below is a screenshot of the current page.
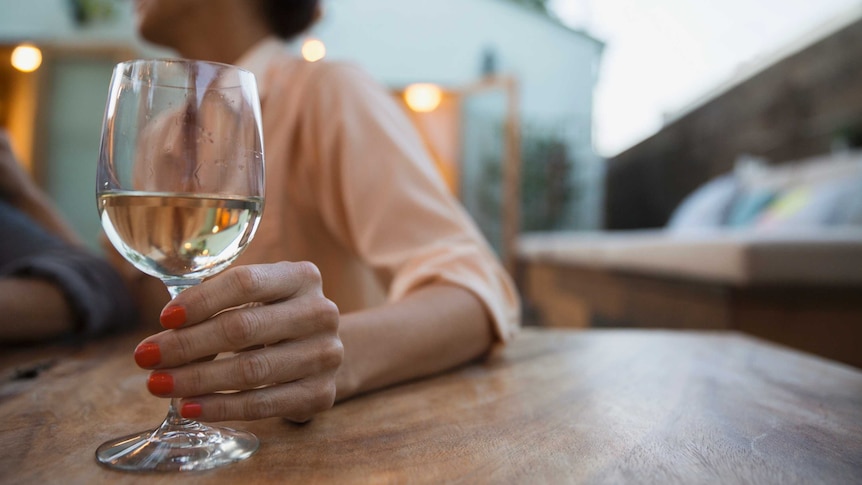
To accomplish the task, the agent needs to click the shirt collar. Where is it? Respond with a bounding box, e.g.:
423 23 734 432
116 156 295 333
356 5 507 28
235 36 287 100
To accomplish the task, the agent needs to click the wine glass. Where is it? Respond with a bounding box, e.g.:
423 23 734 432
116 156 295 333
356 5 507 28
94 59 265 472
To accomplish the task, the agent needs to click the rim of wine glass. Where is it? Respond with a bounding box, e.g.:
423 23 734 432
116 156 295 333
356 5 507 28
117 58 256 89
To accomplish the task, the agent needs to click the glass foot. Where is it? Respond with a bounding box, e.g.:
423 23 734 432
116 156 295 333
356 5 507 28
96 414 259 472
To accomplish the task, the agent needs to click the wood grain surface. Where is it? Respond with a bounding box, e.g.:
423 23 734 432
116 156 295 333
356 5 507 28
2 328 861 484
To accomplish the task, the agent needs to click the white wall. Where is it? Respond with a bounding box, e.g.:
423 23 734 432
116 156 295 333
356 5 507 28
0 0 77 40
0 0 165 54
314 0 601 123
1 0 130 43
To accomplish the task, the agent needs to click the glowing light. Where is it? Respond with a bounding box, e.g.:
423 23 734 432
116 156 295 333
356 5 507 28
403 83 443 113
301 39 326 63
212 226 220 234
11 44 42 73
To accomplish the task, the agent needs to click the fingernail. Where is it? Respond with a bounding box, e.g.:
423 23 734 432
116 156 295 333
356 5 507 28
181 402 203 419
134 342 161 368
147 372 174 395
160 305 187 329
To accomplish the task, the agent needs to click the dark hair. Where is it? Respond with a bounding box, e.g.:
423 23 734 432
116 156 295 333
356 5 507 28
259 0 320 40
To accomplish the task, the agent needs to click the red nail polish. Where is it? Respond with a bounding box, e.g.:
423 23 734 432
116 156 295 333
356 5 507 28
147 373 174 395
134 342 161 368
181 402 203 419
160 305 187 329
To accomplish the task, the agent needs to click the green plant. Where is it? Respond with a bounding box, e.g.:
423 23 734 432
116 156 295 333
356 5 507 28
68 0 116 25
502 0 551 14
477 126 576 238
521 129 576 231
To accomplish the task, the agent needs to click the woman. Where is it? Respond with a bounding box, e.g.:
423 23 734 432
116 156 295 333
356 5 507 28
126 0 520 423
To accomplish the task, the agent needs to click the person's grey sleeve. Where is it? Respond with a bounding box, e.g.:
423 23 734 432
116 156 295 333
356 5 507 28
0 200 138 337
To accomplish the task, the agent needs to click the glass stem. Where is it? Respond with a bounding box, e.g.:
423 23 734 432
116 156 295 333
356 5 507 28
164 280 201 299
162 280 202 426
167 398 187 426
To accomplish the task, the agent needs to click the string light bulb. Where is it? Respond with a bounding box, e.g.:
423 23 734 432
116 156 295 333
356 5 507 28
301 38 326 63
403 83 443 113
11 44 42 73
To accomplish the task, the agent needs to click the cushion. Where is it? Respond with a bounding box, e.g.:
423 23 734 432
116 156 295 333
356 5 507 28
517 228 862 286
726 189 777 227
756 177 862 229
832 177 862 225
667 174 738 231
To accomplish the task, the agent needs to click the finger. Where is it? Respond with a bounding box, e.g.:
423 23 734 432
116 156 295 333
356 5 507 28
159 262 323 329
146 336 342 397
178 374 338 423
136 293 338 368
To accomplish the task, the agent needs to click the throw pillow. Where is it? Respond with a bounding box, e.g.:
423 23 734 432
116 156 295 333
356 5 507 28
667 174 738 231
726 189 777 227
757 176 862 229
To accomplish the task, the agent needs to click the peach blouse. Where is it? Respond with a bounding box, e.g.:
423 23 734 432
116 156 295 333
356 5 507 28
235 38 519 341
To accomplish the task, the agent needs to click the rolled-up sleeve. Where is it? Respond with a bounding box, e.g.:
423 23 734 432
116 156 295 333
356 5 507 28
303 64 520 341
0 201 138 338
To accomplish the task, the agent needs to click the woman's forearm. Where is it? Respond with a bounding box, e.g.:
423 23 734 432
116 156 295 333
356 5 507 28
0 278 75 342
335 284 494 401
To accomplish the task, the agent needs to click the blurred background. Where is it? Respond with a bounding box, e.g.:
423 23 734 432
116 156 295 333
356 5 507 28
1 0 861 282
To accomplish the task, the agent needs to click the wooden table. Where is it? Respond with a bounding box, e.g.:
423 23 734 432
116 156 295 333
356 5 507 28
2 328 861 484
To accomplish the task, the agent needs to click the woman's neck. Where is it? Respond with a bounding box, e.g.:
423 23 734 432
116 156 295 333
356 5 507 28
170 3 272 64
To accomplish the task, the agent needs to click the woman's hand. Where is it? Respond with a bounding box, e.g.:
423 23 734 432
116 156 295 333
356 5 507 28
133 261 342 422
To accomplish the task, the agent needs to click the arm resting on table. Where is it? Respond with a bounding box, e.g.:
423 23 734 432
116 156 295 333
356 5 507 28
0 279 74 341
335 283 493 401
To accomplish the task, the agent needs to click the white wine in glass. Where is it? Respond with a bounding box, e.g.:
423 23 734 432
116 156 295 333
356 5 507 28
95 59 265 472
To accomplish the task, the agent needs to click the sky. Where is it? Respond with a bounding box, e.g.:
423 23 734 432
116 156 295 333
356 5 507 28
548 0 862 157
